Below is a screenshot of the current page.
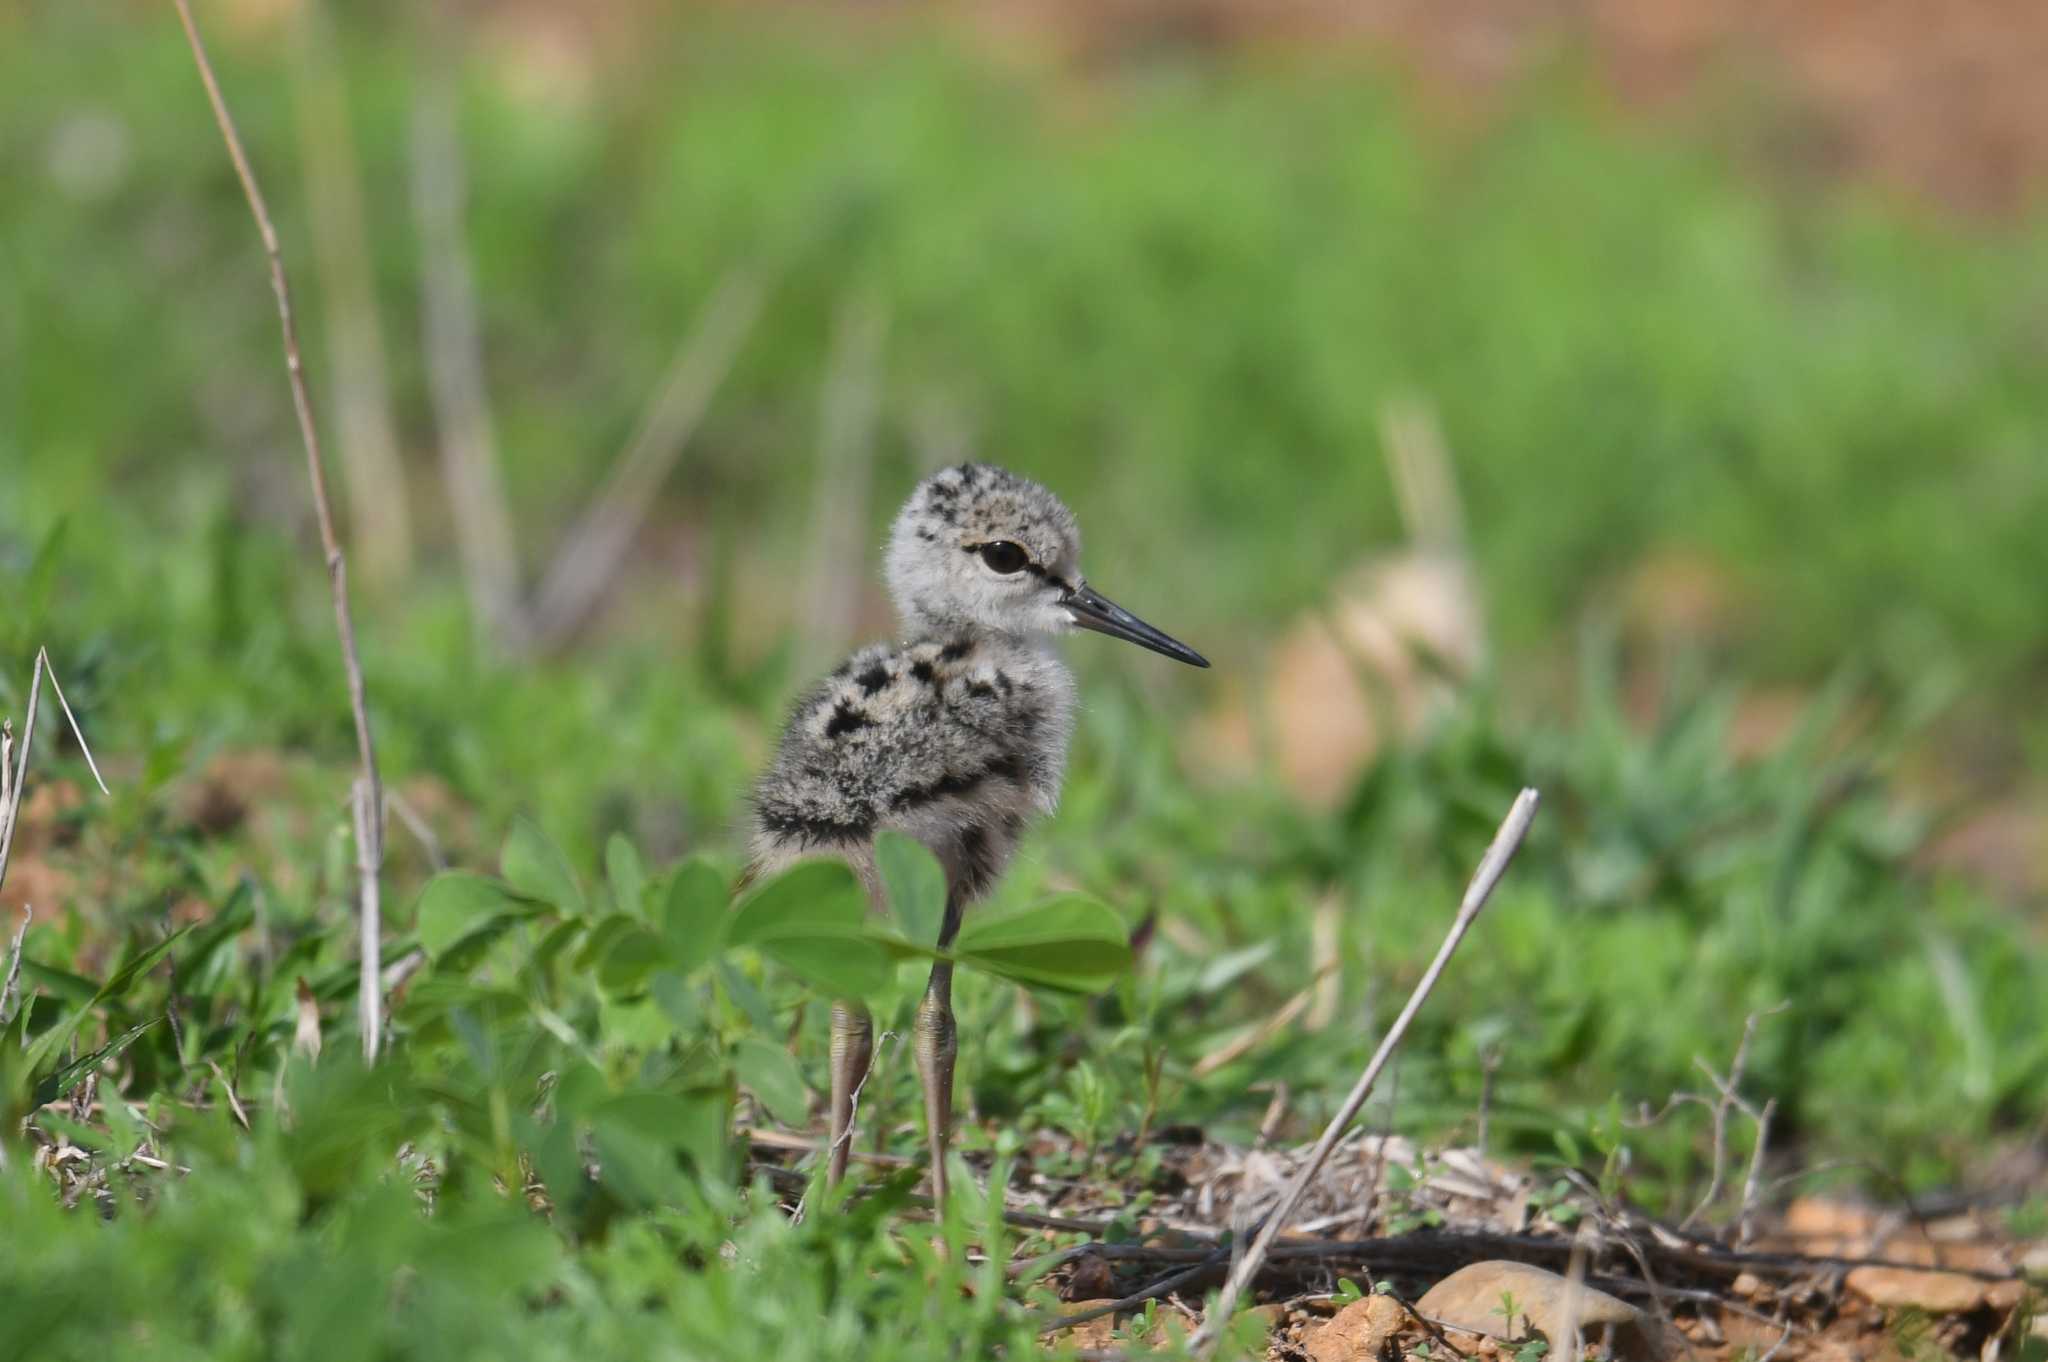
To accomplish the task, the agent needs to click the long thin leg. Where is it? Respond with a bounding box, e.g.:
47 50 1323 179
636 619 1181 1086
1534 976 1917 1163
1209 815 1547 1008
914 891 967 1211
827 999 873 1187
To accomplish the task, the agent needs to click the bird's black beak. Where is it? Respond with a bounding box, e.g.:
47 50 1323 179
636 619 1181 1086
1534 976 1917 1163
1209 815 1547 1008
1060 582 1210 668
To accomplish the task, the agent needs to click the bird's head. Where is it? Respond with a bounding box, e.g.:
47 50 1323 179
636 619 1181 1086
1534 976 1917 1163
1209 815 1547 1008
884 463 1209 667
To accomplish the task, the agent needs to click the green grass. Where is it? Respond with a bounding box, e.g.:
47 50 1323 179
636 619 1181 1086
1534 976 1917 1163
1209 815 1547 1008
3 4 2046 1358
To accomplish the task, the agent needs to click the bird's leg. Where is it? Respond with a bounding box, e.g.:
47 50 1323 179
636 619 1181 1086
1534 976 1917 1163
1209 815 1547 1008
914 891 967 1211
827 999 873 1187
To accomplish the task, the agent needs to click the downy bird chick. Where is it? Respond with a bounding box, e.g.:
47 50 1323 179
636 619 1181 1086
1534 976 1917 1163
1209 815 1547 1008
747 462 1207 1204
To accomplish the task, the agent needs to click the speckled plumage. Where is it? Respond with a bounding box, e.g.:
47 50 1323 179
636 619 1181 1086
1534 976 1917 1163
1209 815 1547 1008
747 463 1085 907
744 461 1204 1201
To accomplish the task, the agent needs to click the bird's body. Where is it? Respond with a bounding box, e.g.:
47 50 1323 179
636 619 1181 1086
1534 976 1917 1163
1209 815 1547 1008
744 462 1205 1202
747 630 1075 907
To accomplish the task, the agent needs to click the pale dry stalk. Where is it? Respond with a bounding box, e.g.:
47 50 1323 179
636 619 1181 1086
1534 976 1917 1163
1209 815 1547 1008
530 273 767 649
1190 788 1540 1356
411 62 527 654
172 0 386 1061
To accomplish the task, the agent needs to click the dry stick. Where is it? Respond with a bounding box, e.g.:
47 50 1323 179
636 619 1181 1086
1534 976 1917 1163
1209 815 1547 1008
411 68 526 654
0 663 47 899
1189 788 1540 1357
530 273 767 649
1040 1254 1229 1336
1674 1002 1788 1233
1738 1096 1777 1248
172 0 387 1062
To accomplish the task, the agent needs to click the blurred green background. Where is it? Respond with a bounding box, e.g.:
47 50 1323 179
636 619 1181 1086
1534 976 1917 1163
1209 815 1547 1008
5 0 2048 1224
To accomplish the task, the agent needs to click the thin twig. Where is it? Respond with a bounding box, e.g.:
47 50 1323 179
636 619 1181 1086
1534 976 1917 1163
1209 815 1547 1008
207 1058 251 1131
172 0 386 1062
1738 1096 1776 1247
797 1027 897 1224
530 272 767 648
2 650 106 903
1677 1003 1788 1234
1039 1254 1227 1336
1377 1283 1470 1360
38 654 108 797
0 661 47 900
1190 789 1540 1356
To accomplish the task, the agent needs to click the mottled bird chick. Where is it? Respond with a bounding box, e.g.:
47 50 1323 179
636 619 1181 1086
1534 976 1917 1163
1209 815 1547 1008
747 462 1207 1204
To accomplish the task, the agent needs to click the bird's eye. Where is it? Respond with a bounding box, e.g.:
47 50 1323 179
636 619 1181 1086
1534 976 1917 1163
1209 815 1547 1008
978 541 1029 575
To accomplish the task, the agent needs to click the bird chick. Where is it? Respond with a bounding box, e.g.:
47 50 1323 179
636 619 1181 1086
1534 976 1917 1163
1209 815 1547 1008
746 462 1207 1203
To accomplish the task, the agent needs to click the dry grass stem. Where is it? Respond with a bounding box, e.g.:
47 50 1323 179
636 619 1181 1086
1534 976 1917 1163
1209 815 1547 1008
1379 394 1466 550
1632 1001 1788 1238
1191 968 1327 1079
2 649 107 904
1190 787 1540 1356
171 0 386 1062
798 290 889 671
531 272 767 648
292 0 412 584
411 66 527 653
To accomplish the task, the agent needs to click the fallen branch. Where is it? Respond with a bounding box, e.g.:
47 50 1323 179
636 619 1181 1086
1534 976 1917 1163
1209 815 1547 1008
1190 788 1541 1355
172 0 387 1062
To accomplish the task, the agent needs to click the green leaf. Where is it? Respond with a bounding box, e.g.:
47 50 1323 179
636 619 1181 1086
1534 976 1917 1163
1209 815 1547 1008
755 936 892 997
876 829 946 949
727 860 892 995
605 833 648 918
18 960 98 1003
574 914 643 972
953 894 1133 994
733 1036 809 1127
650 970 701 1031
589 1091 716 1203
598 926 669 993
660 856 730 975
416 873 530 960
727 860 868 945
21 925 191 1080
502 817 584 914
172 880 256 989
33 1017 161 1109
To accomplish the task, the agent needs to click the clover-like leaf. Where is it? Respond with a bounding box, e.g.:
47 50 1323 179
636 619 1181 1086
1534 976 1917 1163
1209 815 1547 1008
876 829 946 950
416 873 532 961
502 817 585 915
605 833 648 919
597 926 669 993
733 1036 809 1127
660 856 730 976
953 894 1132 994
728 860 890 997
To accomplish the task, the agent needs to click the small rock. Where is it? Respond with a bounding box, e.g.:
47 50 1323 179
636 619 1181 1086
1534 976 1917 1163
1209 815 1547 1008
1304 1293 1406 1362
1844 1266 1988 1314
1417 1261 1655 1358
1730 1272 1765 1299
1986 1278 2026 1311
